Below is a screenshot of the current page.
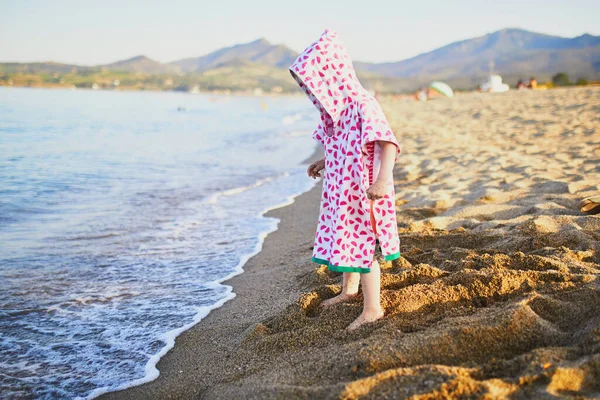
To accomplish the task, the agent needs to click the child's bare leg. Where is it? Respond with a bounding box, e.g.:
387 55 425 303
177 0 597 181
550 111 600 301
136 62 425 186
320 272 360 308
346 257 385 331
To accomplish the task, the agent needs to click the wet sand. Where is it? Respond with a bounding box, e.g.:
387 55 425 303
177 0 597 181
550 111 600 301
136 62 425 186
102 86 600 399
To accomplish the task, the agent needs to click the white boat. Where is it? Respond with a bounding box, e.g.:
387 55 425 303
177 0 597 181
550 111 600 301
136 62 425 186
480 75 509 93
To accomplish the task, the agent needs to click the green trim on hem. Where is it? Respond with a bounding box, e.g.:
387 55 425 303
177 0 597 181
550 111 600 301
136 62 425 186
311 257 330 265
311 257 372 274
313 251 401 264
329 265 372 273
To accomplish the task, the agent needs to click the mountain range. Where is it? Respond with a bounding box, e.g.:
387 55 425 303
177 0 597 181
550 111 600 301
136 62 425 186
2 28 599 91
355 28 600 88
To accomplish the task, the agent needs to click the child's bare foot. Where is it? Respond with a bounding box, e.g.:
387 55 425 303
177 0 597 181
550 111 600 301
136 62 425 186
319 292 359 309
345 308 385 331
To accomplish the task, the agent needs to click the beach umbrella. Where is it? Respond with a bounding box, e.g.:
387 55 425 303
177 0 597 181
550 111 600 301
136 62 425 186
430 81 454 97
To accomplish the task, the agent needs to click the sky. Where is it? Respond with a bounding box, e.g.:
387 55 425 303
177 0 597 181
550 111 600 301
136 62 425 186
1 0 599 65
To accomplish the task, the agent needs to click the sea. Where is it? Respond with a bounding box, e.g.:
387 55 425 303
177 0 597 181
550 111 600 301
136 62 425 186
0 87 319 399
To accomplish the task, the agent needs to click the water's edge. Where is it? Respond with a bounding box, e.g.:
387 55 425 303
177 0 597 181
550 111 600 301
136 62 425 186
88 144 322 399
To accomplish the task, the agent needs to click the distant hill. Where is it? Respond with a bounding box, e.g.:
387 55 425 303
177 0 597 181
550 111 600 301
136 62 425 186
188 61 299 91
354 28 600 88
0 62 95 74
0 56 179 75
170 38 298 72
102 55 180 75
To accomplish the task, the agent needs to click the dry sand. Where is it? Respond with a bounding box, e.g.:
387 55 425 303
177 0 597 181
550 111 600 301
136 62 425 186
102 86 600 399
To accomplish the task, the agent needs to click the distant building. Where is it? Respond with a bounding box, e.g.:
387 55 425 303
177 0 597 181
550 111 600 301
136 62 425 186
480 75 509 93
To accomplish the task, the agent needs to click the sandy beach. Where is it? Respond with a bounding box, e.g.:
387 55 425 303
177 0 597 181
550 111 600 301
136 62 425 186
102 86 600 399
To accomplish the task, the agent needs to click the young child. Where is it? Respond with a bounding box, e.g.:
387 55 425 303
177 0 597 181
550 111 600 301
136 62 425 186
289 29 401 331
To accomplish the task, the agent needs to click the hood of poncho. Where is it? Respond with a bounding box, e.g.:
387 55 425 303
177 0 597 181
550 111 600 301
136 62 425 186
289 29 369 137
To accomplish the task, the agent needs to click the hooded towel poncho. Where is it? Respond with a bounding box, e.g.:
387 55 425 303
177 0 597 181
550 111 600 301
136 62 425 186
289 29 401 273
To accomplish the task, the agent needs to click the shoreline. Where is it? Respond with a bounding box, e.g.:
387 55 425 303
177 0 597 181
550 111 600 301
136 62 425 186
99 146 324 399
0 84 313 97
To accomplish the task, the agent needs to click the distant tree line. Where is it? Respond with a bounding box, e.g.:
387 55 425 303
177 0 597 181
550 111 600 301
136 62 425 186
551 72 589 87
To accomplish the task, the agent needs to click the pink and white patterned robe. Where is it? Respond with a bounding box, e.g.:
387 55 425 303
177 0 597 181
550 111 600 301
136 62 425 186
289 29 401 273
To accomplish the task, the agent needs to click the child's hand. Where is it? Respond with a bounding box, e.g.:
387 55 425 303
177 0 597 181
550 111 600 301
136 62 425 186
307 158 325 179
366 181 387 200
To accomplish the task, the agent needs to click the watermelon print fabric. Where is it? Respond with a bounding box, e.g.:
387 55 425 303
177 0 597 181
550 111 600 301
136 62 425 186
289 29 402 273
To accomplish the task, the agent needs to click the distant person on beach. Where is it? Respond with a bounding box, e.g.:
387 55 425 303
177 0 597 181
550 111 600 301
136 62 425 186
517 80 525 90
528 77 538 89
289 29 401 331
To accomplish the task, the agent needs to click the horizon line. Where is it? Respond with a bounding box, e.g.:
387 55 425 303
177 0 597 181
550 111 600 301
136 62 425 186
0 27 597 67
